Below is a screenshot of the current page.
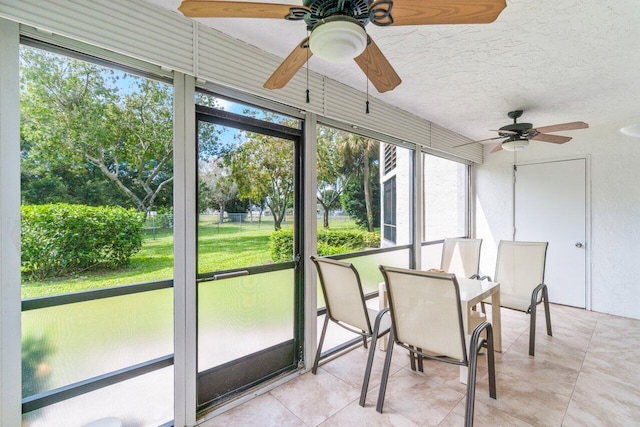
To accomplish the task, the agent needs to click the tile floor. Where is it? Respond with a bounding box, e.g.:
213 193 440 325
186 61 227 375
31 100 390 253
199 304 640 426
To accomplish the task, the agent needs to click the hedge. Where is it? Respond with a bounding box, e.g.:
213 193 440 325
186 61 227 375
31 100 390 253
21 204 145 280
269 228 380 263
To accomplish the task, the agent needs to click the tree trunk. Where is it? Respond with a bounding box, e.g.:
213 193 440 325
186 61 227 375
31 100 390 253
363 152 374 232
218 203 225 224
273 211 281 230
324 207 330 229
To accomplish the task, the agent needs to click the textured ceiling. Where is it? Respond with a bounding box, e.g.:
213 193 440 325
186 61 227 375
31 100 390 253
145 0 640 143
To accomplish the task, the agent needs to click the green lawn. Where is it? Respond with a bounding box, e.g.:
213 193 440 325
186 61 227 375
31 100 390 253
21 216 359 299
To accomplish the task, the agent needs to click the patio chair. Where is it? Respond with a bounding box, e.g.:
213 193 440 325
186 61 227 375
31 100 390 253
484 240 551 356
309 255 391 406
375 266 496 427
440 238 483 279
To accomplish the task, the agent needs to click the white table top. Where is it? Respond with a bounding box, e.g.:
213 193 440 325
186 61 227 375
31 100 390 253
457 278 500 305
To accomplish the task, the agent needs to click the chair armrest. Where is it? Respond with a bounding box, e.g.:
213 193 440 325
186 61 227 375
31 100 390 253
529 283 548 313
471 274 492 281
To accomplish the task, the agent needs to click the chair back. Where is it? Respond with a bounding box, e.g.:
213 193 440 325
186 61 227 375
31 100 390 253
380 266 467 362
441 238 482 278
495 240 548 302
311 256 371 333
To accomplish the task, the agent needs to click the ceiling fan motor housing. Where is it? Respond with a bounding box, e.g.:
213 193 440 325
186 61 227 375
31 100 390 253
499 122 533 138
302 0 371 28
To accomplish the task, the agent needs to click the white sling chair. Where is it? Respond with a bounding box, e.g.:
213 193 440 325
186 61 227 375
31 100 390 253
441 238 483 279
310 256 391 406
484 240 552 356
375 266 496 427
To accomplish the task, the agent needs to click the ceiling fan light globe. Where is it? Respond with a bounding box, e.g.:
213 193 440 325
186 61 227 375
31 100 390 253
620 124 640 137
502 139 529 151
309 20 367 63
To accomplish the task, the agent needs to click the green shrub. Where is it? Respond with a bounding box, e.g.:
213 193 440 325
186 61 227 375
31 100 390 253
269 229 294 263
363 231 381 248
21 204 145 280
268 228 381 262
317 242 352 256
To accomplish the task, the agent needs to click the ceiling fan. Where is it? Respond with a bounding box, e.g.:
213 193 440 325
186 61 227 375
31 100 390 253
178 0 507 93
455 110 589 153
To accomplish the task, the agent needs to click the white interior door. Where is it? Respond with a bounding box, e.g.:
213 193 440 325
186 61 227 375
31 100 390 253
514 159 587 308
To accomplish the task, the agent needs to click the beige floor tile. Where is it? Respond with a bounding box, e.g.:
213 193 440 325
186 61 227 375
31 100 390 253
319 400 418 427
198 393 304 427
583 319 640 384
269 368 359 427
563 368 640 426
507 329 589 371
474 356 575 426
549 305 598 336
371 367 465 426
320 346 404 395
439 398 536 427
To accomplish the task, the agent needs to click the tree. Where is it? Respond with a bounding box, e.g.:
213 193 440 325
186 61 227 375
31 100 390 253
341 162 381 229
338 133 380 231
20 47 174 213
316 126 346 228
199 157 238 223
229 133 294 231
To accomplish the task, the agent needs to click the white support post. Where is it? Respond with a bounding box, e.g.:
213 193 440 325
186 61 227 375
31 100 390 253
413 147 424 270
173 72 197 427
0 17 22 427
303 112 318 371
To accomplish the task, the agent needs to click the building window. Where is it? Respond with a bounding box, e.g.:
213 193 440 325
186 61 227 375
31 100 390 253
383 176 397 243
384 144 396 174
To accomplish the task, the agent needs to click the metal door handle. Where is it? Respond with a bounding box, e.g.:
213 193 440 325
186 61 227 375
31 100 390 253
575 242 583 248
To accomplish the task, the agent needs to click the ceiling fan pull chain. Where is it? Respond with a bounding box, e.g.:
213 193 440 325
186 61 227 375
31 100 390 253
365 58 370 114
306 30 310 104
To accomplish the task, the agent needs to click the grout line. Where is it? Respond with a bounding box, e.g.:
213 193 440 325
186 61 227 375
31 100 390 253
559 311 600 426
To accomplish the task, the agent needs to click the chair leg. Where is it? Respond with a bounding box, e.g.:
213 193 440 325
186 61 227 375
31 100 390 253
485 325 497 399
312 315 330 374
542 285 553 336
409 346 417 371
376 331 395 413
530 284 551 357
529 304 537 357
466 323 496 427
362 335 368 349
360 309 389 407
466 331 480 427
416 348 424 372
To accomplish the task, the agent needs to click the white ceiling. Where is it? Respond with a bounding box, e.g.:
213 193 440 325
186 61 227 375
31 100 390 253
146 0 640 143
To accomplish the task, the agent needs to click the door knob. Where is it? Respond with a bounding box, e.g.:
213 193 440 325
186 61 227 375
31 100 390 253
575 242 583 248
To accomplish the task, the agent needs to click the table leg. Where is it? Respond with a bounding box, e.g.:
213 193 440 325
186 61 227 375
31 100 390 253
460 303 470 383
379 281 388 351
491 289 502 352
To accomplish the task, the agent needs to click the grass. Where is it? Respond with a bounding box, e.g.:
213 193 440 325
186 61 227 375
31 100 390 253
21 216 360 299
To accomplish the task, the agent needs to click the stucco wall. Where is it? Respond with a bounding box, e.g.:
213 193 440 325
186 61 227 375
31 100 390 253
474 121 640 319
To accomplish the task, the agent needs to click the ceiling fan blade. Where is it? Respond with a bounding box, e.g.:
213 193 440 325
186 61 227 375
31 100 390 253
354 37 401 93
454 135 503 148
490 142 503 153
263 38 311 90
533 121 589 134
531 133 572 144
378 0 507 26
179 1 305 19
